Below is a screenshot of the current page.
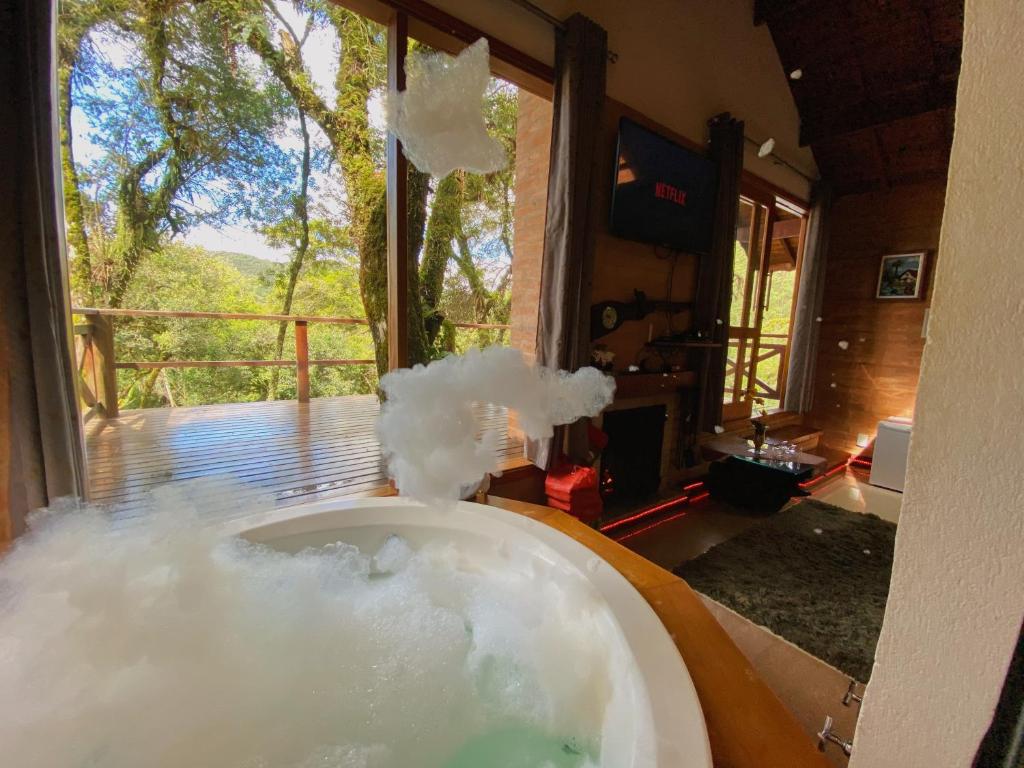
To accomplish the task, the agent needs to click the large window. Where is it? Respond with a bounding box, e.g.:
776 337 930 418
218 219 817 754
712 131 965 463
59 2 547 410
58 1 551 503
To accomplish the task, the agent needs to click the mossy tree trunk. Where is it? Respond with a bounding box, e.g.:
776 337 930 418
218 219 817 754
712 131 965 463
58 58 94 304
420 172 463 346
104 4 191 309
242 5 470 376
59 0 195 310
57 0 133 305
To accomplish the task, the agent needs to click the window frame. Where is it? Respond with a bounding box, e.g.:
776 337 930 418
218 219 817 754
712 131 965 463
348 0 555 369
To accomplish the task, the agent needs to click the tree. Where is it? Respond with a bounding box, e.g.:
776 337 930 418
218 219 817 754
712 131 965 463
58 0 519 410
115 243 276 407
58 0 289 308
264 106 312 401
56 0 127 305
219 1 508 374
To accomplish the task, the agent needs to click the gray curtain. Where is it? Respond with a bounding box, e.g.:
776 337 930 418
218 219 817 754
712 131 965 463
783 182 833 413
696 113 744 433
528 13 607 469
1 0 88 539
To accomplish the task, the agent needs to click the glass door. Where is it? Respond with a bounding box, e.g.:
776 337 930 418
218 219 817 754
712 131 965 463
723 196 772 421
756 200 806 410
723 190 807 421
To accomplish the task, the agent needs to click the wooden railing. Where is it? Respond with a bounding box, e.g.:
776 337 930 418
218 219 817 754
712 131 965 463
71 307 509 417
725 333 789 403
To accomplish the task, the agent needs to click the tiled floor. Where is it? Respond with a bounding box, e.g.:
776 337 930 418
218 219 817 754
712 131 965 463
617 502 764 570
623 469 902 766
813 471 902 523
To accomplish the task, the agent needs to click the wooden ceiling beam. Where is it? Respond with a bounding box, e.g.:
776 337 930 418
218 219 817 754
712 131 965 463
782 237 797 264
753 0 818 26
753 0 770 25
798 80 958 145
830 167 950 197
736 217 803 243
771 218 803 239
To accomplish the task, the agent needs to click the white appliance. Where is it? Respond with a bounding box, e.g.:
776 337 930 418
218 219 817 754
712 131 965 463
870 417 913 492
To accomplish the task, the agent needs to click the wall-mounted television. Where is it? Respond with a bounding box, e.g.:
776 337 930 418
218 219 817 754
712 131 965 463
609 117 718 255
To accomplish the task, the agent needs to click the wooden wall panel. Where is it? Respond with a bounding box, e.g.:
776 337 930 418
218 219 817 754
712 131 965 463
808 179 947 454
589 99 701 370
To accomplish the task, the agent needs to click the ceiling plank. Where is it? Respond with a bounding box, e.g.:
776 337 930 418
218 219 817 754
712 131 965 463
799 79 959 145
759 0 962 194
771 218 803 239
736 217 803 243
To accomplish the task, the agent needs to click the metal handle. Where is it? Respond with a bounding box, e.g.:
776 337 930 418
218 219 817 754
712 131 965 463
843 679 863 707
818 715 853 757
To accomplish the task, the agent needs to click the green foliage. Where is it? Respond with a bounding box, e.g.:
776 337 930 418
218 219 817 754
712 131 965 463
727 237 797 410
59 0 291 308
211 251 279 284
111 244 380 407
115 244 277 407
755 267 796 409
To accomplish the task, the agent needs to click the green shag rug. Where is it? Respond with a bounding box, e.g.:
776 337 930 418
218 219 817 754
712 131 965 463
675 498 896 682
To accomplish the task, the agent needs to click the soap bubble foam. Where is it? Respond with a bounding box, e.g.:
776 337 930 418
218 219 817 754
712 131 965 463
385 38 507 178
0 484 619 768
378 347 615 503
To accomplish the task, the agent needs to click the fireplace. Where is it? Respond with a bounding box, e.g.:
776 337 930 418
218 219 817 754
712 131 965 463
601 404 667 504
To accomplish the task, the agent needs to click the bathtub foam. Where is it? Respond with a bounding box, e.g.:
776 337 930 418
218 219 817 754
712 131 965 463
0 491 622 768
377 346 615 504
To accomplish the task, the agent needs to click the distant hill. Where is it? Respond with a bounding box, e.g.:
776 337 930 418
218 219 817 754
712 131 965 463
209 250 281 279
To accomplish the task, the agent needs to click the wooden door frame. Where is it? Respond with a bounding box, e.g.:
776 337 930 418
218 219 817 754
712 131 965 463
774 212 809 404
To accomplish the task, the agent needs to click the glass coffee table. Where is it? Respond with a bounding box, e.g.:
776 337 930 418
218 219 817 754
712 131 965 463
729 452 817 480
707 452 818 513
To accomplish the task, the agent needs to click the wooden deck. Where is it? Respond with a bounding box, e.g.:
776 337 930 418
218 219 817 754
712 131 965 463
84 396 524 507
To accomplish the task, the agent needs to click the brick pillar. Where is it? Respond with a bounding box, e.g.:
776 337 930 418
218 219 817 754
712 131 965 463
511 90 553 365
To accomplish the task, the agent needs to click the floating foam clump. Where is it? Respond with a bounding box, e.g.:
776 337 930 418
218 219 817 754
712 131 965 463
0 482 614 768
378 347 615 503
385 38 507 177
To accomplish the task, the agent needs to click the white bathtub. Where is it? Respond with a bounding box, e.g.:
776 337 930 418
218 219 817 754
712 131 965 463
222 497 712 768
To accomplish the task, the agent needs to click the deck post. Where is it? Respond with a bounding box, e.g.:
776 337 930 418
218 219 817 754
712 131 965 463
91 313 119 418
295 320 310 403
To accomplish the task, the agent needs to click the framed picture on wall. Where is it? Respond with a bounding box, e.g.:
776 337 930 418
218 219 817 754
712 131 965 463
876 252 927 299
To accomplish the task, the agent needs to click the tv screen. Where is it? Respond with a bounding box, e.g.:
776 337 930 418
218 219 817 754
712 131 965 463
609 118 718 255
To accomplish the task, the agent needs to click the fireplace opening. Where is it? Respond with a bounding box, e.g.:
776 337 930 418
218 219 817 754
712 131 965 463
600 405 667 506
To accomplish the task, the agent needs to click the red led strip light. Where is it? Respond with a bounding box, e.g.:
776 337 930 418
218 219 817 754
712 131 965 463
598 482 710 536
599 494 690 534
614 510 690 542
799 461 848 489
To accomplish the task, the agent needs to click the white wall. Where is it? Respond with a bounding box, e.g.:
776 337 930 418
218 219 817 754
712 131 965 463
428 0 815 200
849 1 1024 765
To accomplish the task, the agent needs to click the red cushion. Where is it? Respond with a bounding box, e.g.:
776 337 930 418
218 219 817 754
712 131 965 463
545 463 598 496
546 487 603 521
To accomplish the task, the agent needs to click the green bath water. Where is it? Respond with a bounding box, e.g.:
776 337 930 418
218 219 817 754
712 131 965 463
442 725 596 768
